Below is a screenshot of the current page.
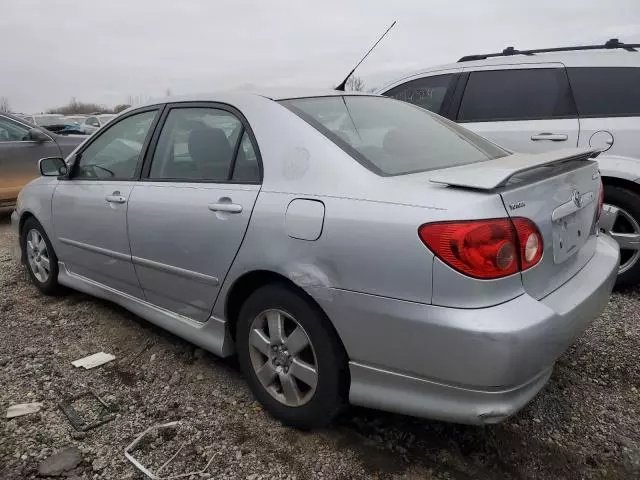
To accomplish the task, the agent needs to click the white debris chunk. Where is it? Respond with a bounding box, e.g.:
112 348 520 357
6 402 43 418
71 352 115 370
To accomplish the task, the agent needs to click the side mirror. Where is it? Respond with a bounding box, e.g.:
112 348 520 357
39 157 68 177
28 128 50 143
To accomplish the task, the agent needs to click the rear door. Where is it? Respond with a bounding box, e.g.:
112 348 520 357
127 103 262 321
0 115 60 204
455 64 579 153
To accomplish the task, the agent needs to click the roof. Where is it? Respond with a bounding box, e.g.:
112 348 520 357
134 88 376 110
378 46 640 93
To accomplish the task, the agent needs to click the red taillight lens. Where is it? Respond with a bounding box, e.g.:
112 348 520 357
596 179 604 222
512 218 543 271
418 217 543 279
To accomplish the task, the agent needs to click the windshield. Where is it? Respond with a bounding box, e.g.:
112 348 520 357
280 96 508 176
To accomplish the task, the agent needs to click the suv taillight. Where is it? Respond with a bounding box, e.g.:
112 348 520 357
596 179 604 222
418 218 543 279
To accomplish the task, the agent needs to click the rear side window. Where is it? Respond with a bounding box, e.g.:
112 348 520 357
567 67 640 117
148 107 260 183
281 96 508 176
383 74 454 114
458 68 576 122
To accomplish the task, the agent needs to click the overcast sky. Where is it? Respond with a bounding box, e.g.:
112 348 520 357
1 0 639 113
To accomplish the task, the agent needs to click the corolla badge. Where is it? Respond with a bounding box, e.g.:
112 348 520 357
572 189 582 208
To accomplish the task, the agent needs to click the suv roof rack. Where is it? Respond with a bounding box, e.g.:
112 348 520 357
458 38 640 62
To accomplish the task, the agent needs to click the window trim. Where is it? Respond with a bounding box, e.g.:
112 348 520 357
65 105 164 181
139 101 263 185
455 67 578 123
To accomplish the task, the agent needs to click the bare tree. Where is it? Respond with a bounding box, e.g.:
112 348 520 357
0 96 10 113
345 76 366 92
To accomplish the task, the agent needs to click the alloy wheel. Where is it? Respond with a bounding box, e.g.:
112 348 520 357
26 229 51 283
248 308 318 407
600 203 640 274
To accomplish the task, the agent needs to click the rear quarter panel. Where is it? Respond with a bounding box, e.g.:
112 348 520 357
213 191 436 318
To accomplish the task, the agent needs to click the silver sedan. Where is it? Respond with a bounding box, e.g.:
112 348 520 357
12 91 619 429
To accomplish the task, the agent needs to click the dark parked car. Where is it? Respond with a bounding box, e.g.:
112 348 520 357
0 112 85 208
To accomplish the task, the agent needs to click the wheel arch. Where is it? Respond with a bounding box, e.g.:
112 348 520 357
18 210 36 238
224 269 346 353
601 176 640 197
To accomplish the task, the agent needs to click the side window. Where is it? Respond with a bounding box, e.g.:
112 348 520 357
383 74 454 113
458 68 576 122
231 132 260 182
86 117 99 127
149 107 242 182
567 67 640 117
0 117 30 142
75 110 157 180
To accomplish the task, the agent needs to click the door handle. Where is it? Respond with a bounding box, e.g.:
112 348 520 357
208 202 242 214
530 133 568 142
105 194 127 204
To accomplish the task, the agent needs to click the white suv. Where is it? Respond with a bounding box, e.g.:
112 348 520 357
379 39 640 287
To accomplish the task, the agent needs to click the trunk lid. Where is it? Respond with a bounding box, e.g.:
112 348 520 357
430 148 601 299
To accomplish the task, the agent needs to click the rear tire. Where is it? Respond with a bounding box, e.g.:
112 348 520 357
21 217 64 296
602 186 640 289
236 284 348 429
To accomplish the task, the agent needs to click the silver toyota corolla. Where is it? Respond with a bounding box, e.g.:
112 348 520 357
11 91 619 429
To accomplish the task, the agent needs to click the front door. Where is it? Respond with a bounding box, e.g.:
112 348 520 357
0 115 59 204
51 108 160 298
127 104 262 321
456 65 580 153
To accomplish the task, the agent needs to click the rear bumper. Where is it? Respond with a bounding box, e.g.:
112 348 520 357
319 235 619 424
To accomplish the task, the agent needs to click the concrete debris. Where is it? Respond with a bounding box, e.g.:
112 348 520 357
6 402 43 418
38 446 83 477
71 352 115 369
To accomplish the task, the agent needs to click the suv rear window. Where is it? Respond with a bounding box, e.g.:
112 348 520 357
383 74 455 114
280 96 507 176
567 67 640 117
458 68 576 122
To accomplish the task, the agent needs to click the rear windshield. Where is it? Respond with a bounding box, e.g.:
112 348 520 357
280 96 508 176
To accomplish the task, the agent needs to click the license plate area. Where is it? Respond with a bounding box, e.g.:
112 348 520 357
552 208 591 263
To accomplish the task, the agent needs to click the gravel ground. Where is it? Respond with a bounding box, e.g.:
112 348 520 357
1 212 639 480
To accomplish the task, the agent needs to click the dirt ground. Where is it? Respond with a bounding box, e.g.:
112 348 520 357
1 211 639 480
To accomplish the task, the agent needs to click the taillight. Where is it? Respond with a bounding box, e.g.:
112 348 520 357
512 218 543 270
418 217 543 279
596 179 604 222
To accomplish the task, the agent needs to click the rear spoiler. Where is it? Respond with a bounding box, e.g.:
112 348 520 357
429 148 600 190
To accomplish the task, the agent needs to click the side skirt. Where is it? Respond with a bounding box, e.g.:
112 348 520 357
57 262 235 357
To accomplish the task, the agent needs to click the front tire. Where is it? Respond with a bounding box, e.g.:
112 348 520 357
601 186 640 289
21 217 63 295
236 284 348 429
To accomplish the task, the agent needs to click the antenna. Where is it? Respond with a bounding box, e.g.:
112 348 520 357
335 21 396 91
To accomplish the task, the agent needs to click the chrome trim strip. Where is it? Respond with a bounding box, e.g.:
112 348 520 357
59 237 131 261
132 256 219 286
551 191 595 221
